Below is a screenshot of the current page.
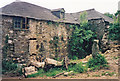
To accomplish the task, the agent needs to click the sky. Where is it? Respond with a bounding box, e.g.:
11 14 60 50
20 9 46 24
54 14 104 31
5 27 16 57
0 0 119 14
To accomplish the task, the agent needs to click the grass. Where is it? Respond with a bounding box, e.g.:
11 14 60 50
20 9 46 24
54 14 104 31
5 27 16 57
27 54 109 78
87 54 108 71
113 56 119 59
27 62 88 78
101 71 115 76
70 59 82 63
2 60 22 76
67 62 87 73
27 67 65 78
92 74 101 77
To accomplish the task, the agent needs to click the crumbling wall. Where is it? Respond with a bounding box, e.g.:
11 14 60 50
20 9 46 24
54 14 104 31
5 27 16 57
88 19 110 52
89 19 107 40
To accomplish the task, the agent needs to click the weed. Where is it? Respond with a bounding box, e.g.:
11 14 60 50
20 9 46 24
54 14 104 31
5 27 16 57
87 54 108 67
67 63 87 73
92 74 101 77
113 56 119 59
102 71 115 76
27 67 64 78
2 60 22 75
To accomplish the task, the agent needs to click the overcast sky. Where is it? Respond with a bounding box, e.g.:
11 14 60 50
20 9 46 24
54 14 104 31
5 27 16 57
0 0 119 14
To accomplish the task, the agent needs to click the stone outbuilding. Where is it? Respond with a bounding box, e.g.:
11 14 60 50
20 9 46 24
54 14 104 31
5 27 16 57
0 1 113 63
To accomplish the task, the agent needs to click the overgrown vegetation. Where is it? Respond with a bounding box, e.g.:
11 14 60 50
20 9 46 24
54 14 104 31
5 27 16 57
27 67 64 78
27 68 65 78
2 35 9 58
70 63 87 73
104 13 114 18
68 11 96 59
87 54 108 71
101 71 115 76
49 36 60 60
109 12 120 41
27 62 88 78
2 35 22 76
2 60 22 75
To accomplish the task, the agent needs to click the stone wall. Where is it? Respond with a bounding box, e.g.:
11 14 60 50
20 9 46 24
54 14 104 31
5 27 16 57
89 18 107 40
2 16 73 63
29 19 72 60
88 18 110 52
2 16 110 63
2 16 30 63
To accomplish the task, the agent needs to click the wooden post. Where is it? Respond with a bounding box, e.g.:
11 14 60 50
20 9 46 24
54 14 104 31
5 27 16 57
63 56 69 70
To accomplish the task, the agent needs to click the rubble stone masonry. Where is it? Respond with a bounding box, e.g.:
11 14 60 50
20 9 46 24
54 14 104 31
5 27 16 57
2 16 108 63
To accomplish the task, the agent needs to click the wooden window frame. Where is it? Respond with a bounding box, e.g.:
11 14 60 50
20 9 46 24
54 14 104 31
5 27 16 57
13 17 29 30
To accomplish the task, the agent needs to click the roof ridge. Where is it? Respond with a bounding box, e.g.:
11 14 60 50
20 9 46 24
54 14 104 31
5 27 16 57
66 8 95 14
11 1 51 11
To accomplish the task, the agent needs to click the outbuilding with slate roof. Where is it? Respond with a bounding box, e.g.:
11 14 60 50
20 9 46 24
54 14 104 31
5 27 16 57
0 1 113 63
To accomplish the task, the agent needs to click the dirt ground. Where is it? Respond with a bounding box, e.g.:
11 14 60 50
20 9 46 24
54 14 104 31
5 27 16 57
2 45 120 79
39 49 119 79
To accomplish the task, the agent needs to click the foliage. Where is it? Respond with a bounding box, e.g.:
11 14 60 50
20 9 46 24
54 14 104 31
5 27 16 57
92 74 101 77
115 11 119 16
2 60 17 73
2 35 22 75
73 63 87 73
68 11 96 59
27 62 88 78
109 15 120 41
102 71 115 76
67 62 87 73
27 67 64 78
49 36 60 60
2 35 9 58
104 13 114 18
87 54 108 71
2 60 22 75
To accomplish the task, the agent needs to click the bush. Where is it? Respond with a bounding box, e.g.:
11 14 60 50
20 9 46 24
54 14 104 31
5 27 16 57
68 63 87 73
109 11 120 41
87 54 108 70
73 63 87 73
2 60 22 75
68 11 96 59
109 22 120 41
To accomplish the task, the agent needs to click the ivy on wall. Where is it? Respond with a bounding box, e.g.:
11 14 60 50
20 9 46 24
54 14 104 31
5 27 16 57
49 36 60 60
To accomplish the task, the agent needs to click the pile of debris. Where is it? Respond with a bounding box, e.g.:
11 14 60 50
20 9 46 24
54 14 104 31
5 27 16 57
22 56 69 77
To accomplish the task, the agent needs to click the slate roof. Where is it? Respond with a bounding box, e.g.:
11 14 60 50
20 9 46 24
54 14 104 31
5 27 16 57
65 9 113 23
0 1 59 21
0 1 114 24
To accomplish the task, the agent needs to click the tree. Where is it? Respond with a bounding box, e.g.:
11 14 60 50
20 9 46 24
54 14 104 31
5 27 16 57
109 12 120 41
68 11 96 59
104 13 114 18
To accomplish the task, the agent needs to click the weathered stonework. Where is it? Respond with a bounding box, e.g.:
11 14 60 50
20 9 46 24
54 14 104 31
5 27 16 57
2 14 112 64
2 16 73 63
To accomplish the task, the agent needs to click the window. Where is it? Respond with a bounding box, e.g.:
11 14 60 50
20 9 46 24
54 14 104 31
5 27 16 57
13 17 29 29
